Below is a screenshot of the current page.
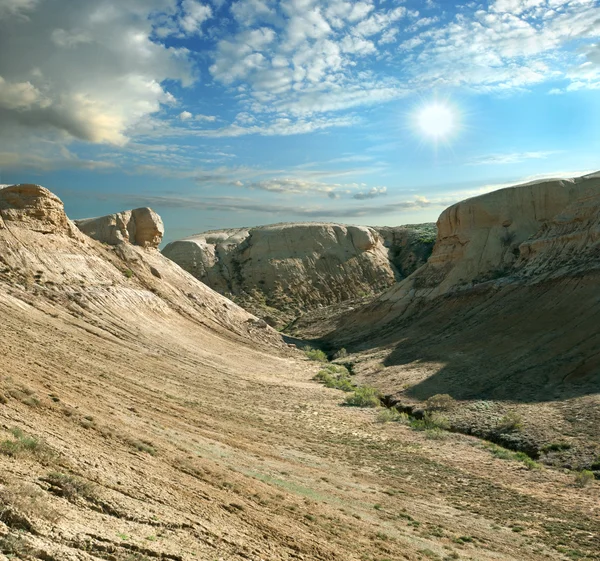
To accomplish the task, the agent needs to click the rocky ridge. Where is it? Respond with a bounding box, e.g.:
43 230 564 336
162 222 435 327
318 173 600 471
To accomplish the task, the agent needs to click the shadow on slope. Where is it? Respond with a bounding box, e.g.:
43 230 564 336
378 274 600 403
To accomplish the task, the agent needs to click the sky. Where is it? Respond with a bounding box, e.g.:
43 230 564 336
0 0 599 244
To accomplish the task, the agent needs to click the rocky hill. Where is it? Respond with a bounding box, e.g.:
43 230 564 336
319 172 600 471
162 222 435 327
0 183 598 560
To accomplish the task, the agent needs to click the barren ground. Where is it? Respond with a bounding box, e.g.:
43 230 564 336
1 280 598 561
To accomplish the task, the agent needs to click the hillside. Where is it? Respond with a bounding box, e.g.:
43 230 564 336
162 223 435 328
1 184 598 560
320 173 600 472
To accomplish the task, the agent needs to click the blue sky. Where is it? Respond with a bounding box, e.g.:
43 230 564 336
0 0 599 243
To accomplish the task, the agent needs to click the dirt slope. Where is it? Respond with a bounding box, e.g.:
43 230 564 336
0 185 598 561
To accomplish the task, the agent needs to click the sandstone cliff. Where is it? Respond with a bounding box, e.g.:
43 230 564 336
0 184 284 348
75 207 164 248
322 172 600 404
162 222 435 326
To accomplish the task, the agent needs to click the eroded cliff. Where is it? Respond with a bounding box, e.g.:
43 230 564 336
162 222 435 326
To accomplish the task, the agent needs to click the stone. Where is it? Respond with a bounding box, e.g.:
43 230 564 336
162 222 435 325
0 184 78 236
75 208 164 248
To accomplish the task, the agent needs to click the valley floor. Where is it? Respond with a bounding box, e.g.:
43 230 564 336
0 288 599 561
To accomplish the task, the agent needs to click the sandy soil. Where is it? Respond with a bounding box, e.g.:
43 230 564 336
1 277 598 561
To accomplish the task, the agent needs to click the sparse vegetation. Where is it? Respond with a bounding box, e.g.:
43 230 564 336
484 443 541 469
332 347 348 360
410 412 450 432
0 427 54 462
0 483 60 525
304 347 328 362
313 364 354 392
376 408 409 423
574 470 594 488
124 268 134 279
497 411 524 433
44 472 95 501
344 386 381 408
0 533 38 559
128 439 157 456
425 394 456 411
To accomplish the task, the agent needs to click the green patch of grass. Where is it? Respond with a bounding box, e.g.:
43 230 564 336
0 427 54 462
124 269 134 279
453 536 474 544
314 365 355 392
574 470 594 488
484 443 541 469
376 408 409 423
344 386 381 408
541 442 572 453
304 348 328 362
410 412 450 432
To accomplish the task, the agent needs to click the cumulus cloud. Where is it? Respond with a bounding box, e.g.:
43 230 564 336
352 186 387 199
0 0 193 145
401 0 600 92
209 0 408 116
180 0 212 34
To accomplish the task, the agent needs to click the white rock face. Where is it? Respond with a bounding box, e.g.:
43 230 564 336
162 222 435 323
336 172 600 332
75 208 164 248
0 183 79 237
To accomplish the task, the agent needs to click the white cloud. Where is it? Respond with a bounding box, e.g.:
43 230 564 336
0 75 45 110
209 0 407 117
0 0 40 19
401 0 600 92
179 111 193 120
469 150 561 165
0 0 194 146
353 186 387 199
179 0 212 35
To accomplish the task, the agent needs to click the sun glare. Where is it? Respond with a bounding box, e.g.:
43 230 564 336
416 103 457 140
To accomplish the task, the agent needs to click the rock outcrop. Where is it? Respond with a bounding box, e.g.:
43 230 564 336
162 222 435 326
0 185 283 348
343 173 600 326
322 172 600 406
75 208 164 248
0 183 78 237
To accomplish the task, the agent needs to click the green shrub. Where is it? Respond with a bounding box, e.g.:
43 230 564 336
124 269 134 279
377 409 409 423
0 427 54 462
332 348 348 360
485 443 540 469
344 386 381 408
305 348 328 362
497 411 523 433
410 412 450 432
425 394 456 411
574 470 595 488
313 365 354 392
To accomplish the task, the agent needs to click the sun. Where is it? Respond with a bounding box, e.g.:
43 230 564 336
416 103 457 140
